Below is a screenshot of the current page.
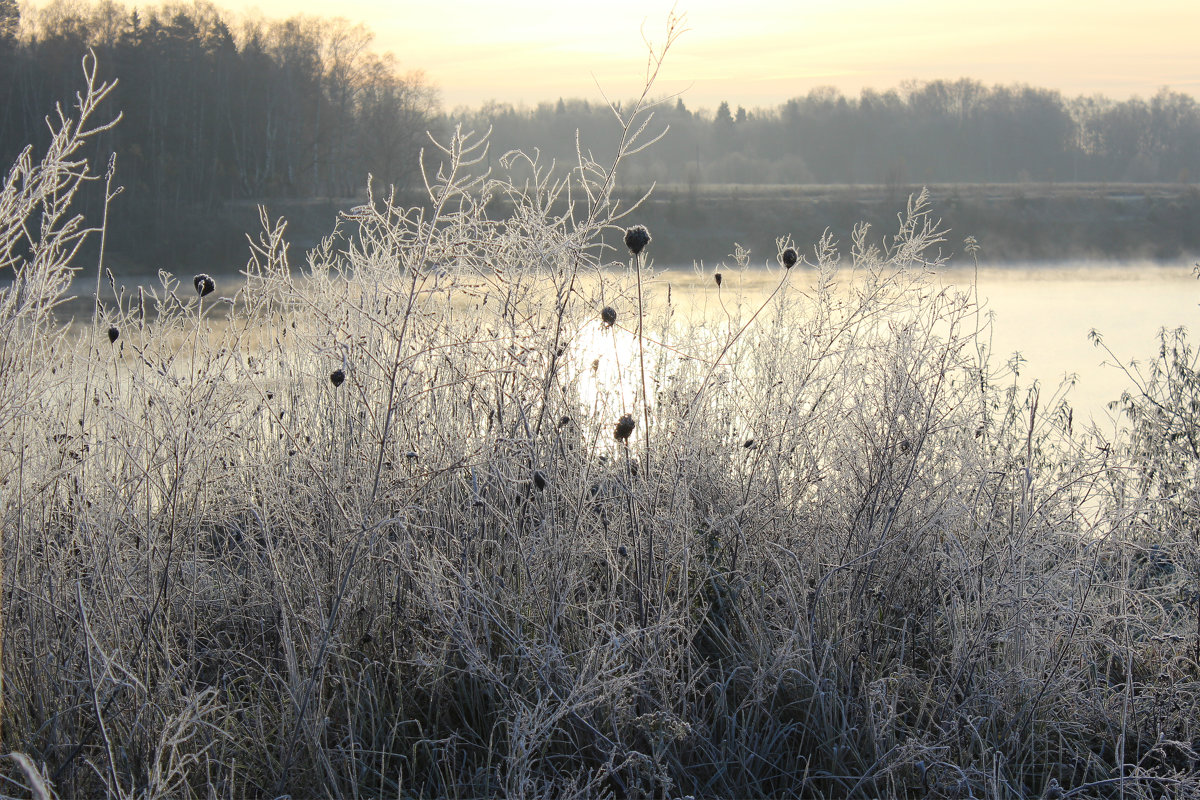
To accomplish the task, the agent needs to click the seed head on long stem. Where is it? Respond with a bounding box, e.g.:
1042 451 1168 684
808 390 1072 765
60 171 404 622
624 225 651 257
193 273 215 297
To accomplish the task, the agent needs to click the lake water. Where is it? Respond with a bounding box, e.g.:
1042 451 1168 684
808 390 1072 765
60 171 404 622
937 262 1198 424
52 260 1200 424
644 261 1199 426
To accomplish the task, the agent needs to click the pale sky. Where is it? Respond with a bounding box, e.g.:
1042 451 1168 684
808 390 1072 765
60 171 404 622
46 0 1200 110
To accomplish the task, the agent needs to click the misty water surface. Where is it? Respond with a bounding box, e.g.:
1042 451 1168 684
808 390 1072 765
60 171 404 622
642 261 1200 425
939 262 1198 423
63 260 1199 425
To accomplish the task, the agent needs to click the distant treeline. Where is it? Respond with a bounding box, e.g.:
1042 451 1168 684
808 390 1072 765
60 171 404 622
2 0 1200 271
0 0 438 265
458 84 1200 188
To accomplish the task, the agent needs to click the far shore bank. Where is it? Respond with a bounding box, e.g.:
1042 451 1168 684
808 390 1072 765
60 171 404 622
603 181 1200 269
95 181 1200 277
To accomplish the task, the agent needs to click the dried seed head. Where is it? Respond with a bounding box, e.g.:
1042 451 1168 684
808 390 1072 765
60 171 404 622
624 225 651 257
780 247 798 269
714 272 722 287
330 368 345 387
193 273 215 297
601 306 617 327
107 326 119 344
614 413 636 442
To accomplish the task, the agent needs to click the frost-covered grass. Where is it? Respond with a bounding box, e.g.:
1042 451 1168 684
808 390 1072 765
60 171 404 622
2 50 1200 800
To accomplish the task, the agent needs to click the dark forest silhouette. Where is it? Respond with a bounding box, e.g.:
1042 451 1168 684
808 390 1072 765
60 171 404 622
1 0 1198 269
0 0 438 266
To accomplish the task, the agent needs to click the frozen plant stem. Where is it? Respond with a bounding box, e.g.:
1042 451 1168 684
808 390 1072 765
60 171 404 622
370 127 487 506
532 13 687 440
633 249 651 477
77 76 123 486
686 270 792 423
630 248 656 624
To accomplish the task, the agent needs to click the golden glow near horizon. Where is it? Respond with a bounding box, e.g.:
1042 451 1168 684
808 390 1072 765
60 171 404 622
28 0 1200 109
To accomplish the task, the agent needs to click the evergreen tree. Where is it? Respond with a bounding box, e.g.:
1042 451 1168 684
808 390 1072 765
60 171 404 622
0 0 18 44
715 100 733 126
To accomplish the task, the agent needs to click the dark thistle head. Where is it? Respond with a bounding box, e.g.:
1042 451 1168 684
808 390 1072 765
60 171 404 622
780 247 798 270
601 306 617 328
193 273 215 297
107 326 119 344
614 413 636 442
714 272 723 287
624 225 651 257
330 368 345 387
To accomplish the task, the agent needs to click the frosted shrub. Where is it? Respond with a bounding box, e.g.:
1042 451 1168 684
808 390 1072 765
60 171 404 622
3 40 1199 800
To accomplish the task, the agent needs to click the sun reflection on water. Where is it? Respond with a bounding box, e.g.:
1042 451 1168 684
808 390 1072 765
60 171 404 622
563 260 1200 434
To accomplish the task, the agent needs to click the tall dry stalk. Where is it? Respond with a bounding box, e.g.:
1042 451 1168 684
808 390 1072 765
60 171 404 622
0 52 119 739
